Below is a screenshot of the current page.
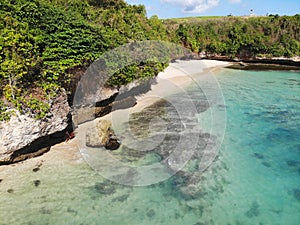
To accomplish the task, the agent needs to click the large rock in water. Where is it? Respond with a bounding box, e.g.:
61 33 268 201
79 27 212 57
86 119 120 150
0 91 70 164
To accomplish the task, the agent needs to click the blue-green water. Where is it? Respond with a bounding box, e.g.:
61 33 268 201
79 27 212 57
0 68 299 225
208 69 300 225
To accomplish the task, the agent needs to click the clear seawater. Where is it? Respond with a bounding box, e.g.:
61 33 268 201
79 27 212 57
0 68 299 225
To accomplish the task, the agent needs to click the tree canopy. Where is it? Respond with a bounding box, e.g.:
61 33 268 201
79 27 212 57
164 15 300 58
0 0 299 120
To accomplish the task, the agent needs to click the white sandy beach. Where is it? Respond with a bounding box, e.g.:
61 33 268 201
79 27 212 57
127 59 230 113
0 60 230 173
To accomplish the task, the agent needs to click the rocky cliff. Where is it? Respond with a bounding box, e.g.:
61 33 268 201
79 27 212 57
0 77 155 165
0 91 70 164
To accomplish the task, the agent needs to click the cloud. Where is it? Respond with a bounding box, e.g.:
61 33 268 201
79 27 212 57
161 0 220 14
228 0 241 3
146 5 156 12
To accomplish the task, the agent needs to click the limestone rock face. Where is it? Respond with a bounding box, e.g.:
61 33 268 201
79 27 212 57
72 78 154 126
0 91 70 164
85 119 120 150
86 120 111 147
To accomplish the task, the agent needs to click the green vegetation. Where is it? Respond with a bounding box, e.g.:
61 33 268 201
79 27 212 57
0 0 299 121
165 16 223 23
0 0 169 120
165 15 300 58
108 61 168 87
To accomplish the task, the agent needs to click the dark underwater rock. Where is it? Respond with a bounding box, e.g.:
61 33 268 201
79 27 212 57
112 194 129 202
33 180 41 187
32 167 40 172
253 153 264 159
146 209 156 218
245 201 260 218
93 181 116 195
262 161 271 168
286 160 300 167
293 189 300 202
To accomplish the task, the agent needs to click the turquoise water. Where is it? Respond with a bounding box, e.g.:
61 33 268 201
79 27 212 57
0 68 299 225
208 69 300 225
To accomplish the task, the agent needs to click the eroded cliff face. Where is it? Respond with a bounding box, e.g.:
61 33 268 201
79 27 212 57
72 78 155 126
0 78 155 165
0 91 70 164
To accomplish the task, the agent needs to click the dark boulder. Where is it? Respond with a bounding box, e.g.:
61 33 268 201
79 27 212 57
105 134 121 150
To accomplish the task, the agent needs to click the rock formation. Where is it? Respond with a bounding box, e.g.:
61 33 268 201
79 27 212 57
86 119 120 150
0 91 70 164
0 78 151 164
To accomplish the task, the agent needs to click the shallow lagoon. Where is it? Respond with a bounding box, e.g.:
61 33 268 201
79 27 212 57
0 68 299 225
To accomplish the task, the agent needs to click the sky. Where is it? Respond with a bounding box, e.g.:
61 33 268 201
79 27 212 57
126 0 300 18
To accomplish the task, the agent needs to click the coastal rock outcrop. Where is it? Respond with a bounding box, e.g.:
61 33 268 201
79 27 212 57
72 78 155 126
86 119 120 150
0 91 70 164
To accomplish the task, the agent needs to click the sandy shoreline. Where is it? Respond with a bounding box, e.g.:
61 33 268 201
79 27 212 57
125 60 230 113
0 60 230 172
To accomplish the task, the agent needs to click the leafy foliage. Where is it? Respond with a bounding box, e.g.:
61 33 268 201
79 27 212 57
0 0 168 120
0 0 299 121
108 61 168 87
165 15 300 58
